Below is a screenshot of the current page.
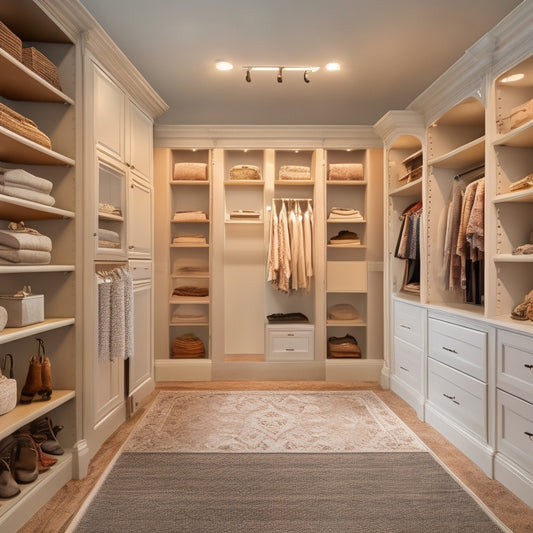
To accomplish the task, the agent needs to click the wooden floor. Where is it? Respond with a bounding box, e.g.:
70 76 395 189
19 382 533 533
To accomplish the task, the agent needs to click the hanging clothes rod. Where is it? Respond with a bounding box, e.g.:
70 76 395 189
273 197 313 202
454 164 484 180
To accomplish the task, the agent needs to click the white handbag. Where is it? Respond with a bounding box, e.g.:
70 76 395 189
0 354 17 416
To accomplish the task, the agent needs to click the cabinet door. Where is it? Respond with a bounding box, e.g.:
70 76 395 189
129 280 153 395
94 353 124 425
128 100 153 183
128 177 152 258
93 63 126 162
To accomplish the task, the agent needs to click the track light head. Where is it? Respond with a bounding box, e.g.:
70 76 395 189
277 67 283 83
303 70 310 83
245 69 251 83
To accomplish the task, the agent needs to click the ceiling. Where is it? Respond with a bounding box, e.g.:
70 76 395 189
79 0 523 126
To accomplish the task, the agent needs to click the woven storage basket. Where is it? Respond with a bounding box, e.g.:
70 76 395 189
0 102 52 148
22 47 62 91
0 21 22 62
172 334 205 358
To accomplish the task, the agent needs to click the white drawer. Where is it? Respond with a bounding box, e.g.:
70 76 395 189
130 260 152 281
394 337 423 392
428 318 487 382
427 358 486 440
394 300 424 349
497 389 533 475
266 325 314 361
497 329 533 404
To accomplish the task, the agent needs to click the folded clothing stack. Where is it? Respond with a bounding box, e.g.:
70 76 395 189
172 286 209 297
98 202 121 216
327 163 364 181
278 165 311 180
172 333 206 358
229 209 261 220
266 312 309 323
171 305 208 323
173 162 208 181
98 228 120 249
230 165 261 180
172 210 208 222
0 222 52 264
327 334 361 358
329 230 360 245
327 303 360 321
0 102 52 149
173 234 206 245
0 168 55 206
327 207 364 221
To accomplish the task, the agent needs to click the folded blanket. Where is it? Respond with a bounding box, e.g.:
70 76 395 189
0 229 52 251
328 207 364 221
230 165 261 180
171 305 208 322
172 286 209 297
173 162 207 181
98 202 122 216
0 249 51 264
0 184 55 206
327 163 364 181
278 165 311 180
98 228 120 243
173 234 206 244
0 168 53 193
229 210 261 219
173 210 207 222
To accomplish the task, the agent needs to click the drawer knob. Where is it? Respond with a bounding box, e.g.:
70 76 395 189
525 364 533 371
443 393 460 405
525 431 533 441
442 346 458 354
286 348 295 351
400 325 411 330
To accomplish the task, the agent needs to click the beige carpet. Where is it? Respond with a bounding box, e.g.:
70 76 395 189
124 390 427 453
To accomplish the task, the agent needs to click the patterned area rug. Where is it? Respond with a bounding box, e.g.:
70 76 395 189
124 390 426 453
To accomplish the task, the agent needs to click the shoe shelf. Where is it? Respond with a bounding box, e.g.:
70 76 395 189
0 318 75 344
0 389 75 442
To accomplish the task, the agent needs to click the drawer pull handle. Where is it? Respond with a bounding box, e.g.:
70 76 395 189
525 431 533 441
442 346 458 354
525 364 533 371
285 348 295 351
400 325 411 330
443 393 460 405
287 334 295 337
399 366 409 372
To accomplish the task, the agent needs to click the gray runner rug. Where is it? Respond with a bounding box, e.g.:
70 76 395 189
71 452 504 532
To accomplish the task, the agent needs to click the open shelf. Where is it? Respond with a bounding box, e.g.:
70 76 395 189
0 194 74 220
0 318 75 344
428 136 485 169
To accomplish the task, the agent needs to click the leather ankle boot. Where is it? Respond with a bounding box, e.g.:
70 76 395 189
31 417 64 455
13 435 38 484
19 355 42 404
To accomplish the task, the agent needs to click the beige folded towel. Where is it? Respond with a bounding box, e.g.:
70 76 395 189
278 165 311 180
327 163 364 181
173 162 207 181
0 184 55 206
0 228 52 251
0 168 53 193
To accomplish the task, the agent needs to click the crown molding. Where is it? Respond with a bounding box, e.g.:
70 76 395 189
154 124 383 149
373 110 425 147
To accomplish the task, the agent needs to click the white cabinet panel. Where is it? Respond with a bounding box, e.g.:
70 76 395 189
427 358 487 440
393 337 423 393
128 178 152 258
428 318 487 382
93 64 125 162
497 329 533 404
497 389 533 475
94 354 123 424
394 300 424 349
128 101 153 183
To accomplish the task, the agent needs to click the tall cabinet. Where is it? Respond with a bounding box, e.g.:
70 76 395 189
0 3 81 530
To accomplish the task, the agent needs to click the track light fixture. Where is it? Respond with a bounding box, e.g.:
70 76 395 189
241 65 320 84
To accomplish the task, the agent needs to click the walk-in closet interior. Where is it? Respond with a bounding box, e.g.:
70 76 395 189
0 0 532 529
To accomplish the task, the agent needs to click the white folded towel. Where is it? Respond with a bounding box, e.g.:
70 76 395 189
0 168 53 193
0 184 55 206
0 229 52 251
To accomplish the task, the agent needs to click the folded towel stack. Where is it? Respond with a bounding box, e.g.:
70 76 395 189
278 165 311 180
327 207 364 221
98 228 120 249
0 168 55 206
173 162 208 181
230 165 261 180
98 202 122 216
172 210 208 222
171 305 208 323
327 163 364 181
173 234 207 244
329 230 360 245
0 222 52 264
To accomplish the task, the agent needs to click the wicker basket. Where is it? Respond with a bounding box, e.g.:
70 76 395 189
22 47 62 91
172 334 206 359
0 21 22 62
0 102 52 149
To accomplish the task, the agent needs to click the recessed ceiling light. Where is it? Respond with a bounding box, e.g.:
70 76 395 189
501 73 524 83
326 62 341 71
216 61 233 71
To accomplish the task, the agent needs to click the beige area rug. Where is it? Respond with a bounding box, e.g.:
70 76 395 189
124 390 427 453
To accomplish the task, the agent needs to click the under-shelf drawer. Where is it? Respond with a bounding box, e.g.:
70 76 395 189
497 329 533 404
265 324 314 361
427 358 486 440
497 389 533 475
428 318 487 382
394 300 425 349
393 337 423 392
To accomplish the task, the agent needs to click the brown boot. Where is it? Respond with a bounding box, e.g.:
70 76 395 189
13 435 38 484
19 355 42 404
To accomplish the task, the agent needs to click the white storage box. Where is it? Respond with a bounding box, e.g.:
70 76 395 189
0 295 44 327
266 324 314 361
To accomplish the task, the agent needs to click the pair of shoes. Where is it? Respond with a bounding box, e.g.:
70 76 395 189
30 417 64 455
511 289 533 321
0 437 19 499
15 431 57 473
0 434 39 496
20 338 52 404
